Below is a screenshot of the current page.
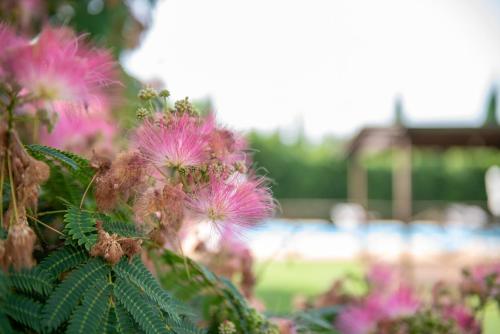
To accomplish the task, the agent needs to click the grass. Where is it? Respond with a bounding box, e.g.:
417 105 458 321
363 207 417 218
254 260 364 314
254 260 500 333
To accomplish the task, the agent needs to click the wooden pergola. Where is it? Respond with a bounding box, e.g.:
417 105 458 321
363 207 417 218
346 125 500 222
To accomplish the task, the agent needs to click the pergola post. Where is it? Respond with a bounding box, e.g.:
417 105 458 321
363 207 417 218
348 153 368 209
392 139 412 222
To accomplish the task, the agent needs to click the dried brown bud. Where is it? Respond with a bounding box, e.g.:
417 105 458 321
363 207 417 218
4 220 37 270
90 226 124 264
95 177 118 212
94 150 146 212
119 238 142 260
105 239 124 264
25 158 50 185
91 222 141 264
149 227 167 247
160 183 185 231
90 151 112 173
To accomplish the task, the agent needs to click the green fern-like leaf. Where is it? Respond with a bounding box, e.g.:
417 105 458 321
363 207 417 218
26 145 94 205
64 206 98 250
8 268 53 297
114 278 170 334
168 320 206 334
114 257 180 322
115 302 140 334
37 246 88 279
101 304 118 334
42 258 110 331
44 162 83 204
0 270 9 299
0 312 14 334
4 294 43 332
26 144 93 180
67 280 112 334
102 219 143 238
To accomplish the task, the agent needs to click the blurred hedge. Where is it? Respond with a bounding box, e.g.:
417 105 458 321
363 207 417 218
249 131 500 205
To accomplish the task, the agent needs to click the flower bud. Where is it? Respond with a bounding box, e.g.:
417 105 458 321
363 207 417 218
159 89 170 98
136 107 149 120
218 320 236 334
174 97 196 115
138 87 158 100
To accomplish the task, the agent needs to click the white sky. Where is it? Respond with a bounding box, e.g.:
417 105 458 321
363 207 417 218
124 0 500 139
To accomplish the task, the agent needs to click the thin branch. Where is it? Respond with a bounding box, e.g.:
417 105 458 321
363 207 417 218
6 150 18 226
36 209 67 217
26 214 64 236
0 158 4 228
80 173 97 209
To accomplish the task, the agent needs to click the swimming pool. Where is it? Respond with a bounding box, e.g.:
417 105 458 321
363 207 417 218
245 220 500 260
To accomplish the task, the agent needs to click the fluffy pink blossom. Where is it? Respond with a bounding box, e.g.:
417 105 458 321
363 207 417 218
382 286 420 318
187 177 274 232
336 287 420 334
134 114 213 169
469 263 500 283
219 226 251 257
335 295 384 334
366 264 396 292
442 305 481 334
208 125 248 166
0 24 26 77
39 102 116 153
11 26 116 108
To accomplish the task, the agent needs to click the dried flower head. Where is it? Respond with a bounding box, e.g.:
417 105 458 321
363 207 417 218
94 150 146 212
90 223 124 264
119 238 142 260
4 220 37 270
90 222 142 264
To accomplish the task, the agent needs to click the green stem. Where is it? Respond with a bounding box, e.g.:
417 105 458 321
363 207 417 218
80 173 97 209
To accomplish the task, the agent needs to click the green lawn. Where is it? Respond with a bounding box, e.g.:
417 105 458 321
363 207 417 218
254 260 364 314
254 260 500 333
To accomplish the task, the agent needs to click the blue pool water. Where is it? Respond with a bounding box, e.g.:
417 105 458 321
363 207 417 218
245 220 500 260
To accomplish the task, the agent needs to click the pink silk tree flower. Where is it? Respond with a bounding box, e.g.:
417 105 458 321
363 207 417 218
219 226 251 257
11 26 116 109
0 24 26 78
39 102 116 154
335 297 384 334
335 287 420 334
134 114 213 169
442 305 481 334
187 177 274 232
381 286 420 319
366 263 396 292
208 125 248 166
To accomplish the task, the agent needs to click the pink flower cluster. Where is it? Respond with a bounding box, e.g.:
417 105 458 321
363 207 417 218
336 286 420 334
132 109 274 235
0 23 118 153
336 264 482 334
